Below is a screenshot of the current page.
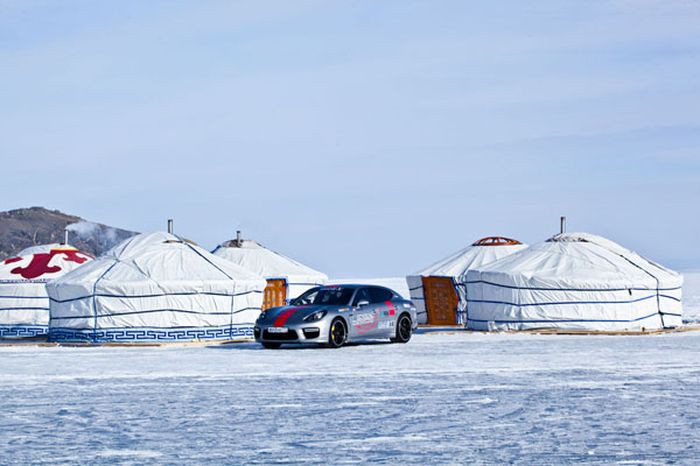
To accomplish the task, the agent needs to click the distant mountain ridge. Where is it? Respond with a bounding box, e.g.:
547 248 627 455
0 207 137 259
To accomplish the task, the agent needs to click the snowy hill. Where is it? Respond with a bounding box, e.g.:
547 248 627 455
0 207 136 258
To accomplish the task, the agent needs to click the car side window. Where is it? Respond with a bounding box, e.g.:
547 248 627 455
291 288 319 305
368 287 393 304
352 288 371 307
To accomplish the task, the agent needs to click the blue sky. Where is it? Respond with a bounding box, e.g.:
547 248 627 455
1 0 699 276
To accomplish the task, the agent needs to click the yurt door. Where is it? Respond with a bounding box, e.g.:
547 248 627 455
263 279 287 310
422 277 458 325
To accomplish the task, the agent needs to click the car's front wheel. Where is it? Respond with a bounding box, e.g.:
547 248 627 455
391 314 412 343
326 318 347 348
262 342 282 349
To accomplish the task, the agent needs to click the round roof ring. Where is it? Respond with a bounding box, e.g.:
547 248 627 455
472 236 523 246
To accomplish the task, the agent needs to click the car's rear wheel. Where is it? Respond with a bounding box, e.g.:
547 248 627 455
326 318 347 348
391 314 412 343
262 342 281 349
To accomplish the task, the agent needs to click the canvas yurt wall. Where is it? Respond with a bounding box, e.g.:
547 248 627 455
47 232 266 344
0 244 92 338
407 237 528 325
465 232 683 332
213 237 327 310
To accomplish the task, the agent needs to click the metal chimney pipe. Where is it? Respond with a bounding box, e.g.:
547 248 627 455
560 216 566 234
63 229 69 245
236 230 242 247
167 219 174 235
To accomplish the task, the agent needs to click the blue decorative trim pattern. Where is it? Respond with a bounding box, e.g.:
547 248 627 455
0 325 48 339
49 324 255 343
0 280 52 284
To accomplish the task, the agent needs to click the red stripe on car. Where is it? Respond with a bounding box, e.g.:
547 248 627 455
385 301 396 316
274 307 304 327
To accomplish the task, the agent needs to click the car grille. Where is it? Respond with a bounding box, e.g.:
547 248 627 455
262 329 299 341
302 328 320 339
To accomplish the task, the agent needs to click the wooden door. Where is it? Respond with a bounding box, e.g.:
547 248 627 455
263 279 287 310
422 276 458 325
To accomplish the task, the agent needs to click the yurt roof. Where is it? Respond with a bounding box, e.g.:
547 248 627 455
213 239 327 282
471 232 681 288
411 236 528 278
51 232 265 289
1 243 92 282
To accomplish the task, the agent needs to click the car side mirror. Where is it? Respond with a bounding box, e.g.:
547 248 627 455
356 300 370 308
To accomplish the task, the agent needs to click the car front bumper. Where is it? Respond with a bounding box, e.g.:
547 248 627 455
254 320 331 345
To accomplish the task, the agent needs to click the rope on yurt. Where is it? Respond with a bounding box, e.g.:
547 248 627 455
90 261 119 343
179 235 240 340
82 234 139 344
179 236 235 280
588 242 667 329
453 279 468 327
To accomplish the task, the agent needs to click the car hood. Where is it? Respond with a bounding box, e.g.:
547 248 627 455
257 304 339 326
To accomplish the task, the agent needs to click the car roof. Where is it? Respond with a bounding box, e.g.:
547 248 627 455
319 284 364 290
319 284 395 292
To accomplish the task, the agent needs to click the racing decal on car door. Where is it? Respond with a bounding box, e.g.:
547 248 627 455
351 310 380 334
383 301 396 317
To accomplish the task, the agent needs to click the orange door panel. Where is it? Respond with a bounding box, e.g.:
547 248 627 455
263 279 287 310
422 276 458 325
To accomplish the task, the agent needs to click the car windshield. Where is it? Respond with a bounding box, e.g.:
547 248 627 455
296 287 354 306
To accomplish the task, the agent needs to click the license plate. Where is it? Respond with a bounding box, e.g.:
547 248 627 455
267 327 288 333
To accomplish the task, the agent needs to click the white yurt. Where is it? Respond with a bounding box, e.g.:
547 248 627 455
47 232 267 344
465 232 683 332
212 234 327 310
0 243 92 338
406 237 528 325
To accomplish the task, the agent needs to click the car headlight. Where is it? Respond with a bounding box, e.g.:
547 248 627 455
303 310 327 322
258 311 268 321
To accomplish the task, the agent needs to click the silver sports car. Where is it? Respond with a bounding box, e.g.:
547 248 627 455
254 284 417 349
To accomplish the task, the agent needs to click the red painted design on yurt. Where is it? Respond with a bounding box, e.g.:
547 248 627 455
472 237 522 247
10 249 91 280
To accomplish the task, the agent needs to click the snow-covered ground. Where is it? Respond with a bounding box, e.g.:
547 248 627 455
1 330 699 464
0 273 698 464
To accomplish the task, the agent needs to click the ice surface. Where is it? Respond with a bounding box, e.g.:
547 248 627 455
1 330 699 464
0 273 698 464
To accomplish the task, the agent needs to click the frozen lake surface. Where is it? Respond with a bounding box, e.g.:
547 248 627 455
1 330 699 464
0 272 698 464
